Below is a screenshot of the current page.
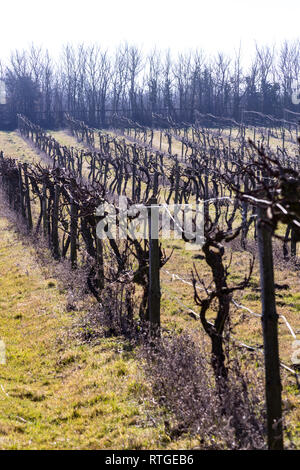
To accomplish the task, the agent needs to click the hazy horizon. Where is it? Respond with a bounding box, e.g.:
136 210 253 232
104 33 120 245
0 0 299 65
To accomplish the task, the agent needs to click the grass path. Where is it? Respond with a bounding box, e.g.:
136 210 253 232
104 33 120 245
0 131 44 164
0 202 177 450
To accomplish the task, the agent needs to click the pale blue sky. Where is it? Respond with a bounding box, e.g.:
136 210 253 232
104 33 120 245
0 0 299 62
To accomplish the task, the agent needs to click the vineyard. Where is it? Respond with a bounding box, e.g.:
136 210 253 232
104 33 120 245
0 109 300 450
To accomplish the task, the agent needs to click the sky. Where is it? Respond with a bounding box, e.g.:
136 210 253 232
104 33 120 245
0 0 299 63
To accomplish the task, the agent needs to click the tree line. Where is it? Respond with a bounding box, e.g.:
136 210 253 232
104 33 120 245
0 41 300 129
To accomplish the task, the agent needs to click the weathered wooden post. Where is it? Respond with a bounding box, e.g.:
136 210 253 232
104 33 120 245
132 147 137 202
23 163 33 232
70 195 78 268
291 228 297 258
42 182 48 238
168 133 172 154
174 156 180 205
96 237 104 291
257 205 283 450
79 150 84 179
103 159 109 189
153 171 159 197
18 164 26 218
52 178 60 260
92 154 96 183
241 176 249 248
147 196 160 335
117 161 123 194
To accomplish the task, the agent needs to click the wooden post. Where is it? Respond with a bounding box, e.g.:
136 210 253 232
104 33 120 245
103 159 108 189
168 134 172 154
52 181 60 259
291 228 297 257
132 152 136 202
117 161 123 194
153 171 159 197
42 182 48 238
79 150 83 178
96 236 104 291
241 176 249 248
174 157 180 204
257 206 283 450
23 163 33 231
147 196 160 334
92 154 96 183
70 195 78 268
18 164 26 218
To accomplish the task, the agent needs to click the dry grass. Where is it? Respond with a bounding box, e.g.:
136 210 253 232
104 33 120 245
0 200 195 450
0 131 45 164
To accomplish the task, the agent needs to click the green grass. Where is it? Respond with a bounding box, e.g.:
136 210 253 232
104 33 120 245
0 131 44 164
0 208 206 450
